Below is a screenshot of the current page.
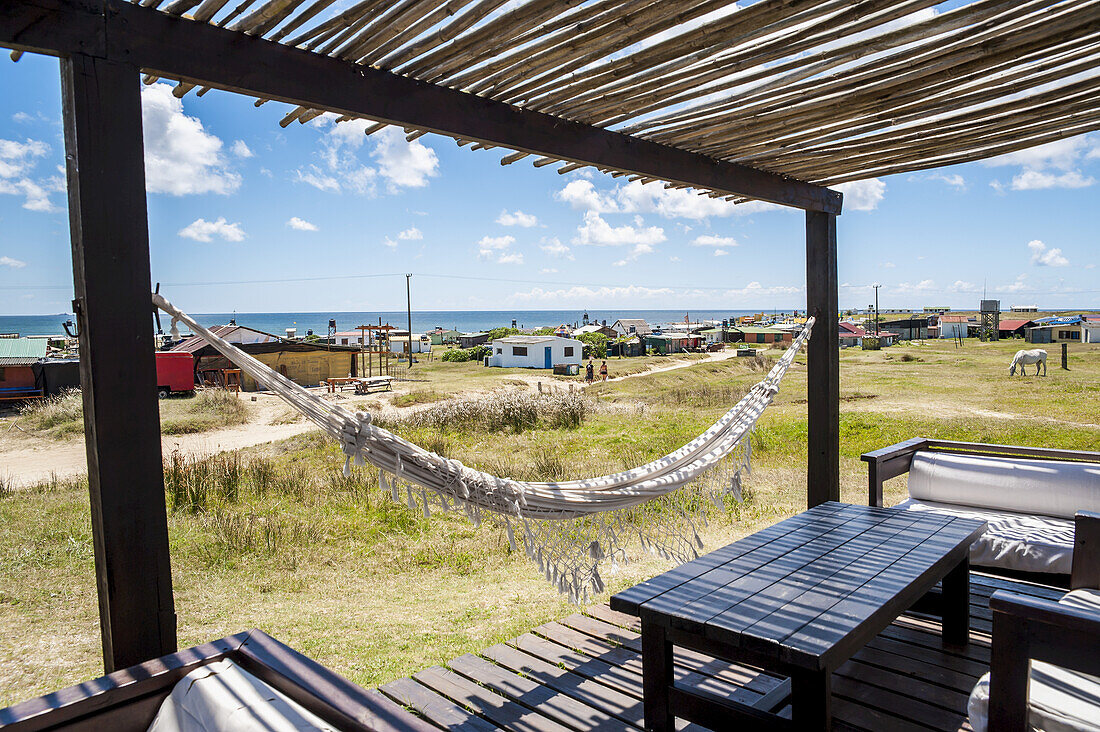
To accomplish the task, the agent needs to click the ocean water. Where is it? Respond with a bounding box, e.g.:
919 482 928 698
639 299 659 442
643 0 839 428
0 309 799 338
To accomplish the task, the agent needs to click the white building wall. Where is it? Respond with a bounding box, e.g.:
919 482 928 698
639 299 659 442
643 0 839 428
490 337 583 368
940 321 967 339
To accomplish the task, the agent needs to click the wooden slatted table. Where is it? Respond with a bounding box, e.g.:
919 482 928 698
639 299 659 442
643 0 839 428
610 502 986 731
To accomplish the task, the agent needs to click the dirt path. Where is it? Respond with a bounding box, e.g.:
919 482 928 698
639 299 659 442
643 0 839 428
1 350 761 487
0 393 319 487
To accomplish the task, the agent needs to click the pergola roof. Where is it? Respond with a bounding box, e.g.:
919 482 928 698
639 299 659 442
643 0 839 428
128 0 1100 195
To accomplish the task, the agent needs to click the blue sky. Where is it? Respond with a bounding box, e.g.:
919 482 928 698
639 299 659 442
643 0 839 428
0 50 1097 315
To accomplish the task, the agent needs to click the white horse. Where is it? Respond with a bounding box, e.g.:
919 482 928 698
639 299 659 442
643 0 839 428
1009 349 1047 376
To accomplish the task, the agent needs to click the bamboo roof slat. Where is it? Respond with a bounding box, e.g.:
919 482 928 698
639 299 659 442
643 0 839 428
104 0 1100 200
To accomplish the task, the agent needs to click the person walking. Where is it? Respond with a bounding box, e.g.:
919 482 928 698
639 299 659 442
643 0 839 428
599 360 608 381
585 359 594 384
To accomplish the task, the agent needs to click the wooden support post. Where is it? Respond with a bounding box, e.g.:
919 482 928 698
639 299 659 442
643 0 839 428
806 211 840 508
62 53 176 672
1062 342 1068 370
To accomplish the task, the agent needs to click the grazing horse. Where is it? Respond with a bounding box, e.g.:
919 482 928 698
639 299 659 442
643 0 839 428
1009 349 1047 376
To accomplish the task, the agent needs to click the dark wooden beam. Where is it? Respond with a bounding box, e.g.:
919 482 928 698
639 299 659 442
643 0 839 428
0 0 842 214
805 211 839 508
61 52 176 671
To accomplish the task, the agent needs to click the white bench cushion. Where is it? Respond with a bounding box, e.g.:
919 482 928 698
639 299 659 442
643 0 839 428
968 589 1100 732
908 452 1100 520
147 659 335 732
895 498 1075 575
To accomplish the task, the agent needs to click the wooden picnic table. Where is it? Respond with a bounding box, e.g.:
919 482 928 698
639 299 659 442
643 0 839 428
610 501 986 730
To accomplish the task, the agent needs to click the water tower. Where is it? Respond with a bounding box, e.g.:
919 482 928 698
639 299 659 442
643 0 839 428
979 299 1000 341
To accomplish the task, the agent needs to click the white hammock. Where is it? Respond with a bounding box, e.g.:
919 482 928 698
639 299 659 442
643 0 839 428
154 294 812 600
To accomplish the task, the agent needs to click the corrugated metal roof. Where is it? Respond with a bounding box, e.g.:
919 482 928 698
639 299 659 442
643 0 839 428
0 337 48 365
735 326 787 334
170 325 280 353
496 335 577 344
999 319 1034 331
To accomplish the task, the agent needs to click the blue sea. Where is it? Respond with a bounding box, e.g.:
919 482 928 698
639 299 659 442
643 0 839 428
0 309 799 338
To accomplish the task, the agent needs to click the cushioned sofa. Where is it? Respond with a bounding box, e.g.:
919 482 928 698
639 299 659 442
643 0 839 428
862 438 1100 581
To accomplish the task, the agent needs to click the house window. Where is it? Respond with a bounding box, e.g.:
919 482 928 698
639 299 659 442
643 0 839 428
0 367 5 381
564 347 574 357
496 348 502 354
512 346 528 356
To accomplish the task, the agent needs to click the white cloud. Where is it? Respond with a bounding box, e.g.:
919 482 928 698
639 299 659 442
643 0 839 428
295 165 343 193
231 140 254 158
573 211 665 248
882 262 896 268
286 216 318 231
669 256 681 262
692 234 737 248
508 284 676 306
0 138 48 178
398 227 423 240
713 248 729 256
556 179 619 212
0 138 62 211
383 237 398 249
371 127 438 190
477 234 520 263
141 83 240 196
540 267 558 274
893 279 937 293
723 281 802 298
178 217 246 242
1009 170 1094 191
496 251 524 265
297 118 436 195
540 237 573 259
985 135 1097 192
928 173 966 191
0 255 27 268
835 179 885 211
1027 239 1069 267
477 234 515 251
496 209 539 227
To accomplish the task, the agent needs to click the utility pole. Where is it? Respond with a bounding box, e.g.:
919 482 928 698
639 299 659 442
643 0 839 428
872 283 882 335
406 274 414 369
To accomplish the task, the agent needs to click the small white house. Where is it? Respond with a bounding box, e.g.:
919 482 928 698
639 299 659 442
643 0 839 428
938 315 969 340
490 335 583 369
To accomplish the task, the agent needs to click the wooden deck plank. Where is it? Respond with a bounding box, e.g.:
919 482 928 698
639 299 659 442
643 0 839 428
379 573 1062 731
448 653 634 732
378 677 498 732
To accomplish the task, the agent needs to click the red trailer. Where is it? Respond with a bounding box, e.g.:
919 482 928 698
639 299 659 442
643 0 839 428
154 351 195 398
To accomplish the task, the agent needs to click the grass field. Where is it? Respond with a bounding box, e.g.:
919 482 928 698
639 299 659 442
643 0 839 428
0 338 1097 708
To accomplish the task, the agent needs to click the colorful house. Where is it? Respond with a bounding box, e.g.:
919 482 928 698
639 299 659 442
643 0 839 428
0 338 47 401
732 326 793 345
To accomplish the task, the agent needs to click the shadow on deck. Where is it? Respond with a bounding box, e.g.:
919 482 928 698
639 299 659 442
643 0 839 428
377 572 1064 731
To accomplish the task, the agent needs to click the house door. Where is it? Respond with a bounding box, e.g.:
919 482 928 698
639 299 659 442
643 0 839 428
544 346 552 369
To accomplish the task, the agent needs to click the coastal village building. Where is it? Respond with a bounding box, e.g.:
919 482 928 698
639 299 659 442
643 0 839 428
732 326 793 345
489 335 582 369
838 322 868 348
458 332 490 348
644 333 699 354
880 317 930 341
0 338 48 400
608 335 646 358
171 325 359 390
938 315 969 340
998 319 1036 339
1026 316 1100 344
389 331 432 354
428 329 462 345
611 319 652 338
573 323 618 338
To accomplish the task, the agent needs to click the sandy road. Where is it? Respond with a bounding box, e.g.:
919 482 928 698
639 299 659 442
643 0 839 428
1 349 763 487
